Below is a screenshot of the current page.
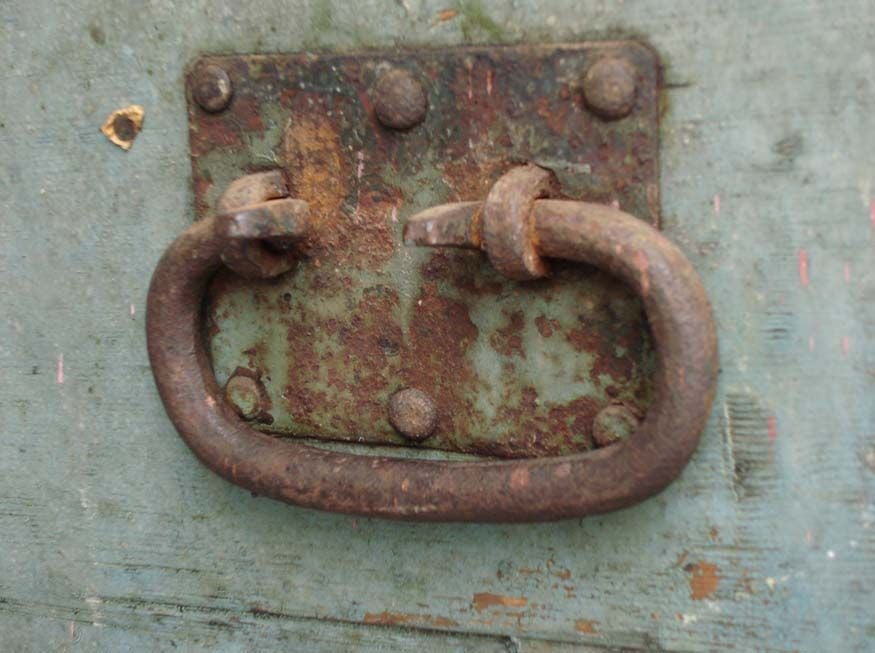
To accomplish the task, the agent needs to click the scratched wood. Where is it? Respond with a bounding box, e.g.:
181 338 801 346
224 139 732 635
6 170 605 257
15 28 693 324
1 1 873 651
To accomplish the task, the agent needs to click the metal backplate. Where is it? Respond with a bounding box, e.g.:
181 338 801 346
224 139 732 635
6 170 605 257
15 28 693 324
187 43 660 458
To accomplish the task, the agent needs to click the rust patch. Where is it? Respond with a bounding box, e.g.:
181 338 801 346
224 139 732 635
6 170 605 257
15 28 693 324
685 560 721 600
490 310 526 357
472 593 528 612
363 611 458 628
574 619 599 634
403 282 479 443
535 315 560 338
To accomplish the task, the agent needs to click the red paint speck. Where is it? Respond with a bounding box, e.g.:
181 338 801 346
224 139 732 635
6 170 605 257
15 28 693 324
870 199 875 230
841 336 850 357
56 353 64 384
798 249 810 287
767 416 778 443
713 194 721 215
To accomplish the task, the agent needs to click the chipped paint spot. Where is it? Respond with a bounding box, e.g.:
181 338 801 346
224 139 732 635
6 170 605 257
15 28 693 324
685 561 720 600
436 8 458 22
56 353 64 384
129 303 136 317
798 249 810 287
100 104 144 150
678 613 698 624
767 416 778 443
472 593 528 612
574 619 599 633
712 193 721 215
363 611 458 627
356 150 365 181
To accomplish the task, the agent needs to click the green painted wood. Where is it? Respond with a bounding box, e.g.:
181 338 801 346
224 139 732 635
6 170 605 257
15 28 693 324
1 1 873 651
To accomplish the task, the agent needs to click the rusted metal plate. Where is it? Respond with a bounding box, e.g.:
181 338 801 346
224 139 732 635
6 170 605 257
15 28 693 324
187 43 661 458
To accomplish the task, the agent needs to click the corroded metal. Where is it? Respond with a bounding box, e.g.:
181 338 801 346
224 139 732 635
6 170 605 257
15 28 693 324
481 165 558 280
582 57 638 120
225 370 271 421
146 166 717 522
372 67 428 130
215 170 310 279
191 63 233 113
592 403 641 447
388 388 438 441
186 44 663 459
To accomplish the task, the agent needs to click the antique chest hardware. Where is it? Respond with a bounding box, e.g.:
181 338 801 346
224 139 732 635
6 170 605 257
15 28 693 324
146 44 718 521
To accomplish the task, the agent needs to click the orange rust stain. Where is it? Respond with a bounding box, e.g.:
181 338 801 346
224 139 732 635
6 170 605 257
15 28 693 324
510 467 530 489
363 611 458 628
574 619 599 634
685 560 721 600
436 8 458 22
472 593 528 612
281 106 346 231
633 250 650 295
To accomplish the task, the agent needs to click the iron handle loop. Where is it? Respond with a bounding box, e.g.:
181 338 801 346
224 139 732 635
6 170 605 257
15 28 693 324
146 166 718 522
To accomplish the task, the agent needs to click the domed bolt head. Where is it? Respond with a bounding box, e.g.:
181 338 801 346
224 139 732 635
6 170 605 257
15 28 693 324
225 373 266 420
192 64 233 113
388 388 438 441
592 404 641 448
372 68 428 130
582 57 638 120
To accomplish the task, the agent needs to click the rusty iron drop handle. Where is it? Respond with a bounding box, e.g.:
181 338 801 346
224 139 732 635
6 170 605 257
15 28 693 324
146 165 718 522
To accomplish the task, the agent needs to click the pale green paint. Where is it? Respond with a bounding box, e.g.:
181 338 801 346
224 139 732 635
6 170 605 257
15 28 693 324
1 1 873 651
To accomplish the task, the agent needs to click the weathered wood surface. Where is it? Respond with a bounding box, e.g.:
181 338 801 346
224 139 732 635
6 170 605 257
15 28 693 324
1 1 873 651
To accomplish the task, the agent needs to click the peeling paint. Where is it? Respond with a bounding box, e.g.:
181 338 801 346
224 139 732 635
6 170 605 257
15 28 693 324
685 561 720 600
472 593 528 612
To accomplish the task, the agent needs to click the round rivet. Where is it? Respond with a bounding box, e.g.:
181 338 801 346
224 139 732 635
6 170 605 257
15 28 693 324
582 57 637 120
372 68 428 130
193 64 233 113
388 388 438 441
225 374 265 420
593 404 641 447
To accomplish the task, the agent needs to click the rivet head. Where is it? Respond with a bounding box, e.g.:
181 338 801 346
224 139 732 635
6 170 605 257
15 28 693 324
225 373 266 420
388 388 438 441
592 404 641 447
193 64 233 113
372 68 428 130
582 57 637 120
